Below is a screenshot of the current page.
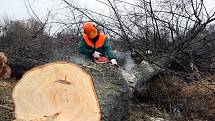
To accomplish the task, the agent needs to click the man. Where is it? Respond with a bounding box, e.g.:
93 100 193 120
79 22 117 65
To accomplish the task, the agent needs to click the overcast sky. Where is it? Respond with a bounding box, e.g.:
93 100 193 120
0 0 214 21
0 0 107 20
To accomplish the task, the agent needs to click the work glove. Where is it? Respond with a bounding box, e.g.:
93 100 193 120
92 51 101 58
111 59 118 65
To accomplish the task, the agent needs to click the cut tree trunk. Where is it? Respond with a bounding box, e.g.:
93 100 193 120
13 62 129 121
132 57 168 95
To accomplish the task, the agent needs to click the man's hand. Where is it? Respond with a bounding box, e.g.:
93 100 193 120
111 59 117 65
93 51 101 58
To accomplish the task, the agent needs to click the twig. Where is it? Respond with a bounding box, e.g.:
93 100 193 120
0 104 13 111
197 82 215 93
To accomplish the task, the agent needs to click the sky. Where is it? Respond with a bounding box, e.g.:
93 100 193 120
0 0 214 21
0 0 108 20
0 0 57 20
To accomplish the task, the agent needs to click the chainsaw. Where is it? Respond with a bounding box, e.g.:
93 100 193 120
93 56 111 64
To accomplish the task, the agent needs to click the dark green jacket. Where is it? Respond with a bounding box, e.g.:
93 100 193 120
79 37 115 59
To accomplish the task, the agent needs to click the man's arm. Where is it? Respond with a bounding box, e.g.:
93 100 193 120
78 38 94 56
103 38 115 59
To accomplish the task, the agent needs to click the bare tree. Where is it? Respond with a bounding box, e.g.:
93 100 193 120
52 0 215 96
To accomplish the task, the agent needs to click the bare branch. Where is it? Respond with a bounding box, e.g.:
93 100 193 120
0 104 13 111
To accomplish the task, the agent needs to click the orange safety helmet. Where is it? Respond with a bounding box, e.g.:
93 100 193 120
83 22 98 39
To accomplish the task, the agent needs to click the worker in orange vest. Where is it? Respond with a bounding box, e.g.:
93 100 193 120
79 22 117 65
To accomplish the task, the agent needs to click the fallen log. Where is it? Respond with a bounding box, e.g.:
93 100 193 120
0 37 79 78
13 62 129 121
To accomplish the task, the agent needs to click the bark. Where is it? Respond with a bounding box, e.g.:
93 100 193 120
83 63 129 121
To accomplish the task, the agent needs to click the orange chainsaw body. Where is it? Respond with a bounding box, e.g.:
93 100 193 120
93 56 110 64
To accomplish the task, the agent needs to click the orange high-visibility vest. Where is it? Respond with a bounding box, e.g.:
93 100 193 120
83 33 107 48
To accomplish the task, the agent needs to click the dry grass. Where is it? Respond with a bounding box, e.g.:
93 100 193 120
148 74 215 121
125 100 169 121
0 79 15 121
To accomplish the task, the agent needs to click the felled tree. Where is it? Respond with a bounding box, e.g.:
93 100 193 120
13 62 129 121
